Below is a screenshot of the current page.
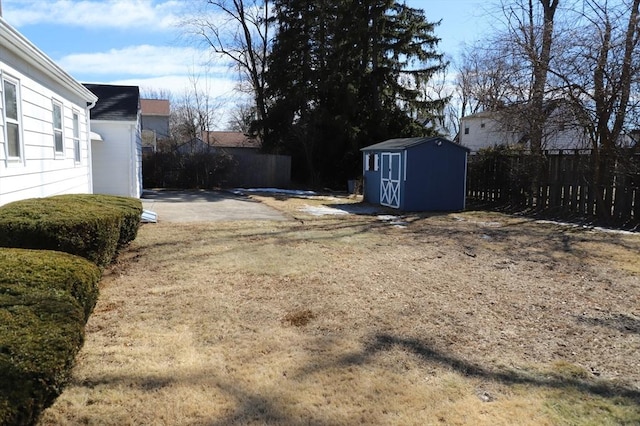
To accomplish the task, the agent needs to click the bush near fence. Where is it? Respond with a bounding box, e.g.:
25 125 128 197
142 151 234 189
466 147 640 228
142 150 292 189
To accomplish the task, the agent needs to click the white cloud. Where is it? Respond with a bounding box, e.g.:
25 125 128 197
104 75 246 130
4 0 184 30
108 75 238 100
57 44 228 78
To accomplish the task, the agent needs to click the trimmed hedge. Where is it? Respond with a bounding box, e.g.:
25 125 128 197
52 194 142 249
0 249 100 426
0 248 101 320
0 195 141 267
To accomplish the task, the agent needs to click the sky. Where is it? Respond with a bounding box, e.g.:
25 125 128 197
2 0 493 128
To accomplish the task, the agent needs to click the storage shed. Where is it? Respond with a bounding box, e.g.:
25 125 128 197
361 137 470 211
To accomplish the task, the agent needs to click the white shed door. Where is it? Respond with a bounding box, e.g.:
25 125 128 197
380 152 401 208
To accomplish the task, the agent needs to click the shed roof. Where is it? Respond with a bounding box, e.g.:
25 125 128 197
83 84 140 121
361 137 469 152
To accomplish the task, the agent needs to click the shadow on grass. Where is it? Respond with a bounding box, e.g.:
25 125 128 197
334 333 640 403
71 331 640 425
575 312 640 335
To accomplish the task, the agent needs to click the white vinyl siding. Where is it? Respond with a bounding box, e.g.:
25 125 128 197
53 100 63 155
0 59 93 205
90 119 142 198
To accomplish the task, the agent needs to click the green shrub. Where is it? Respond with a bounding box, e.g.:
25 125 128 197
0 248 100 425
0 197 122 267
0 248 101 321
53 194 142 248
0 287 85 426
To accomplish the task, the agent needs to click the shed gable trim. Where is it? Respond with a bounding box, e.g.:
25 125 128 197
361 136 470 153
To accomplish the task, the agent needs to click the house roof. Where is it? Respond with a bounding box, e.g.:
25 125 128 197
0 17 97 105
202 131 261 148
83 84 140 121
141 99 170 116
361 137 469 152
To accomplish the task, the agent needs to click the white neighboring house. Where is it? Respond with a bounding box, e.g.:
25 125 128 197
84 84 142 199
459 102 590 153
0 16 98 206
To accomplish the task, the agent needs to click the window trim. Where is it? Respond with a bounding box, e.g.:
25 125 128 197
52 99 64 156
72 110 81 163
2 75 24 163
364 153 380 172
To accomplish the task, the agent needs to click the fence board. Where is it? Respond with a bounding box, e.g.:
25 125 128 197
467 149 639 228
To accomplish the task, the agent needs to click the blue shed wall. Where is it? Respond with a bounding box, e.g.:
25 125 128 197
402 142 467 211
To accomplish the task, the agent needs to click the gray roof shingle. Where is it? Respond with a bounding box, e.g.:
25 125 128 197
84 84 140 121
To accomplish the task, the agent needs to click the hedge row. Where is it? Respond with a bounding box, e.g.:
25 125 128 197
0 194 142 425
0 194 142 268
0 249 101 425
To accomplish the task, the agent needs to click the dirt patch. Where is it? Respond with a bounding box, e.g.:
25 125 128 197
40 196 640 425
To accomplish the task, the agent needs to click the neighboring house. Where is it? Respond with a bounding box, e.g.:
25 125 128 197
175 131 260 155
361 137 469 211
84 84 142 198
140 98 170 153
459 101 590 152
0 16 98 206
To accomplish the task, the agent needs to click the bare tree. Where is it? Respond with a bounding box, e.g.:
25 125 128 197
226 101 257 133
182 0 270 140
140 88 174 102
550 0 640 218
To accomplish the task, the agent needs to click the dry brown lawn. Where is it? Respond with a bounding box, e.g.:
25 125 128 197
40 193 640 425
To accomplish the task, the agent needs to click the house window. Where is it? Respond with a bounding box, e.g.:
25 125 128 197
53 101 64 155
72 112 80 163
464 127 470 135
2 77 22 160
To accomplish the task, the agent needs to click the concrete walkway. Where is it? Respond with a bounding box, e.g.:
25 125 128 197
141 189 287 223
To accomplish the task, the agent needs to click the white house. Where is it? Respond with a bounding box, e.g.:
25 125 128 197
0 16 98 206
459 102 590 153
84 84 143 199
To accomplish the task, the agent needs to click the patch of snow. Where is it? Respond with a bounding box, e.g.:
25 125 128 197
301 205 350 216
452 215 503 227
536 220 638 235
377 214 408 228
234 188 317 196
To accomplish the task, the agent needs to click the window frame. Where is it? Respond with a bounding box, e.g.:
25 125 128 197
2 75 24 162
72 111 81 163
52 99 64 156
364 153 379 172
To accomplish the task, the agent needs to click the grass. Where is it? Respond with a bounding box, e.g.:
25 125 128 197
39 193 640 425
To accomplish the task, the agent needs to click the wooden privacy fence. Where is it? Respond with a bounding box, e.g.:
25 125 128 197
466 149 640 227
142 150 291 189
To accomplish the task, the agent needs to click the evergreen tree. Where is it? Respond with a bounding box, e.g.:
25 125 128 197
264 0 447 186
